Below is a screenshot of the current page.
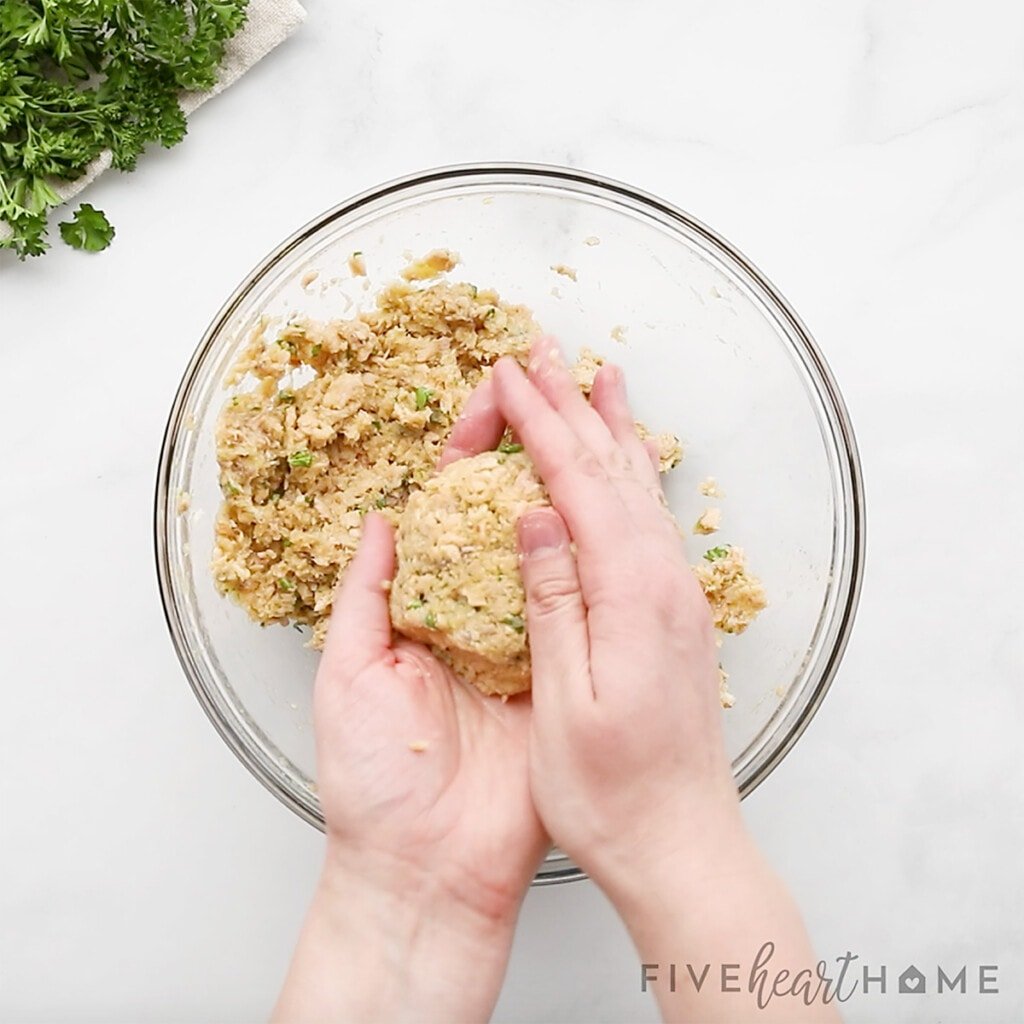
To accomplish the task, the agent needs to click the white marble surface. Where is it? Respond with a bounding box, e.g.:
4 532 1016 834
2 1 1022 1021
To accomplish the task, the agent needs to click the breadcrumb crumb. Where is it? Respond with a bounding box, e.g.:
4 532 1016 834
569 346 604 393
348 252 366 277
693 546 767 634
694 507 722 535
177 491 191 514
300 270 319 289
408 740 430 753
699 477 723 498
634 420 684 472
550 263 578 281
402 249 459 281
583 236 600 246
718 665 735 708
610 325 627 345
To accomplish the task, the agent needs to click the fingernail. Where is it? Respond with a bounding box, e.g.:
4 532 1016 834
518 510 568 556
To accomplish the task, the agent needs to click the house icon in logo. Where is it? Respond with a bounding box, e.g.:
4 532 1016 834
899 965 926 994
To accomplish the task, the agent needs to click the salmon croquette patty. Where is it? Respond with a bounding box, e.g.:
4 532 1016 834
390 450 547 697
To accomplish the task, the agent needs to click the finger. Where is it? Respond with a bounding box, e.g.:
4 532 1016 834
589 364 660 489
438 377 505 469
517 509 593 706
588 365 679 541
525 341 669 539
491 357 631 552
321 512 395 677
526 336 625 470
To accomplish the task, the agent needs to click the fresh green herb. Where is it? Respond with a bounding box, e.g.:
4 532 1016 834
0 0 249 259
414 386 433 410
371 418 383 431
424 611 437 628
374 495 388 509
501 614 525 633
281 537 292 547
498 442 524 454
223 481 240 497
311 344 322 357
288 450 314 469
277 578 296 592
305 495 315 507
429 408 446 425
277 338 298 356
468 285 478 298
58 203 114 252
406 599 424 610
484 307 497 319
277 390 296 405
703 546 731 561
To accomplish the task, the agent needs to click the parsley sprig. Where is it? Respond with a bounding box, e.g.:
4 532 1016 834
0 0 249 258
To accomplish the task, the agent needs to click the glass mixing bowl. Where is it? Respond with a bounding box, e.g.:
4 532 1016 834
155 164 865 884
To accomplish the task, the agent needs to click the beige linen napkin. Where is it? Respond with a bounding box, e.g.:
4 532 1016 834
1 0 305 238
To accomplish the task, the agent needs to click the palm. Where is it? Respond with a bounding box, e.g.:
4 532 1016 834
315 639 543 890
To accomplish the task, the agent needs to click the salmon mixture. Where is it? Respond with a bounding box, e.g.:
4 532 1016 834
212 255 764 703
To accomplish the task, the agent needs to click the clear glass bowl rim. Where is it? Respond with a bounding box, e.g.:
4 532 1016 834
154 162 867 886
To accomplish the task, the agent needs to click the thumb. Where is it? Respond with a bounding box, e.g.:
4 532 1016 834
321 512 395 678
517 509 592 707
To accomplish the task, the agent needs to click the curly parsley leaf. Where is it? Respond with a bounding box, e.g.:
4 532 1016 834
0 0 249 259
58 203 114 252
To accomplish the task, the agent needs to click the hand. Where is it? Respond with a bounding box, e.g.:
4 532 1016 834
481 336 745 896
313 507 547 917
274 385 547 1023
481 338 836 1024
